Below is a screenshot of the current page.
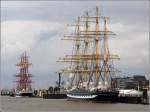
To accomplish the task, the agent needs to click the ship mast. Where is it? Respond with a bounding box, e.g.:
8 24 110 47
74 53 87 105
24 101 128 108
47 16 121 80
94 7 100 87
57 7 120 90
73 17 81 88
102 16 109 88
15 52 33 92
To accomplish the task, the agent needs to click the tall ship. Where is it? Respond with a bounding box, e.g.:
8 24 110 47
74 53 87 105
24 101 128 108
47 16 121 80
57 7 120 102
14 52 33 97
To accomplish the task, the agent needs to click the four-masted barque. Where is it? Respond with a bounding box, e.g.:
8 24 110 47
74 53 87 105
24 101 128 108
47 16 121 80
57 7 120 102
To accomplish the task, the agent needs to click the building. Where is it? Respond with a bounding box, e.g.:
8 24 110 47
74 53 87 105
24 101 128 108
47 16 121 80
113 75 149 90
133 75 149 90
115 77 133 89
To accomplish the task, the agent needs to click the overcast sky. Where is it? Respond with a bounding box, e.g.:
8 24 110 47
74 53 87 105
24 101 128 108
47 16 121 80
1 1 149 89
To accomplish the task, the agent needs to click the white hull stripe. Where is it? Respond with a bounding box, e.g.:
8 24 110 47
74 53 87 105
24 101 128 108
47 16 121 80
67 94 97 99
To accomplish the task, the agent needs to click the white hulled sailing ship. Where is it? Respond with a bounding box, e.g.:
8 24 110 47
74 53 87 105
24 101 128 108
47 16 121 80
57 7 120 102
15 52 33 97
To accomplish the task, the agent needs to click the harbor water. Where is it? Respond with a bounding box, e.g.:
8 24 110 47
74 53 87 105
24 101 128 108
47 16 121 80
0 96 149 112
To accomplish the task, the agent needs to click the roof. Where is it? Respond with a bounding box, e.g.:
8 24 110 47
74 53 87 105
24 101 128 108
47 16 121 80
133 75 146 81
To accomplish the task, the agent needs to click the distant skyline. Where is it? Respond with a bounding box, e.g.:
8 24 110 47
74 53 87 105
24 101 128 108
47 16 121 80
1 1 149 89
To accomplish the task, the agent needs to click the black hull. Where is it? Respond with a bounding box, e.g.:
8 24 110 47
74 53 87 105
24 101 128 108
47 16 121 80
93 91 119 102
43 94 67 99
21 93 33 97
16 92 33 97
119 96 142 104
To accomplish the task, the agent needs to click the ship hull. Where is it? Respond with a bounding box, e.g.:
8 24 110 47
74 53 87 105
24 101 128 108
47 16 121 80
16 92 33 97
43 94 67 99
94 90 119 102
67 94 97 101
118 96 142 104
67 89 97 101
67 89 119 102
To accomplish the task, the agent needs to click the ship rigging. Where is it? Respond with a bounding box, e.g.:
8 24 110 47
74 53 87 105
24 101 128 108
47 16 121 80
14 52 33 97
57 7 120 101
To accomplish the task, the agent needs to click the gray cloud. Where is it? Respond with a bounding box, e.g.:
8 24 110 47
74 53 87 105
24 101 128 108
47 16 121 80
2 1 149 24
